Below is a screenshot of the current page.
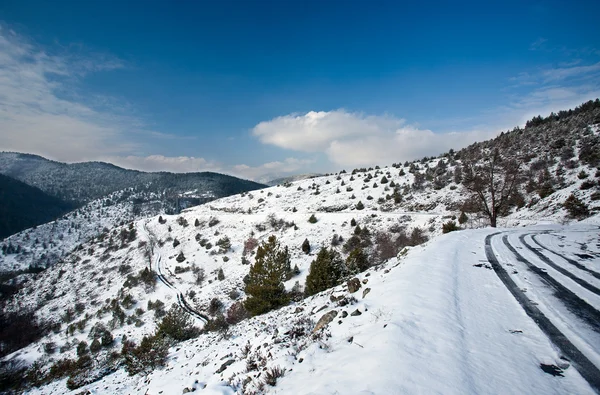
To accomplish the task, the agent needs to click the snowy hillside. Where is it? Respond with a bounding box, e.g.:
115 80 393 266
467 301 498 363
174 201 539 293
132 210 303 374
0 152 266 206
2 101 600 394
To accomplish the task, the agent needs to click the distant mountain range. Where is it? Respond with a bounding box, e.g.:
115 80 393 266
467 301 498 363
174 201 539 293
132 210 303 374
0 173 76 240
0 152 266 205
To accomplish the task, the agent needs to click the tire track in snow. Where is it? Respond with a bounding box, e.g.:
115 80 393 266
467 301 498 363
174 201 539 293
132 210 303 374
502 234 600 332
519 234 600 297
143 223 208 323
530 235 600 281
485 233 600 394
451 242 478 394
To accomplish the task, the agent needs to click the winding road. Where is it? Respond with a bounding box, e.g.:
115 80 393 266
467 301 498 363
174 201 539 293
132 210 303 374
142 222 209 324
485 231 600 393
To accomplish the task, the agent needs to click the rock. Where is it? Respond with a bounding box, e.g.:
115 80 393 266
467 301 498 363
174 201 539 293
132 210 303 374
313 310 338 333
384 269 390 274
350 309 362 316
215 359 235 374
362 279 369 284
294 306 304 313
347 336 354 343
341 311 348 318
182 388 193 393
362 287 371 299
347 277 361 293
365 273 371 277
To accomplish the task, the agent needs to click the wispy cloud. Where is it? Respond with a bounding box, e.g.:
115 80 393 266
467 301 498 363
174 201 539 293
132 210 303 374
0 24 142 162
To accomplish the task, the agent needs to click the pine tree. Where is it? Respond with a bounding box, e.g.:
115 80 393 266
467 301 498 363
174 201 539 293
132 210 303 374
346 247 370 274
305 248 347 296
301 238 311 254
244 236 291 316
458 211 468 225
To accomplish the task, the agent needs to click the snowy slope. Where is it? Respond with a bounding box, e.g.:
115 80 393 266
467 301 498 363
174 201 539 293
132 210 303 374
26 226 600 395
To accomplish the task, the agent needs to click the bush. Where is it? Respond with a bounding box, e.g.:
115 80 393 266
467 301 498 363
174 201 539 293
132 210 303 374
580 180 596 190
217 267 225 281
301 238 311 254
355 201 365 210
458 211 468 225
216 236 231 253
208 298 223 316
226 302 249 325
203 313 229 333
563 194 590 219
156 305 200 341
90 338 101 353
176 252 185 263
264 366 285 386
442 221 460 234
122 335 169 376
308 214 318 223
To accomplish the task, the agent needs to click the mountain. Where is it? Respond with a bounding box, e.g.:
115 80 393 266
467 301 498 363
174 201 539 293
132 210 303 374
1 100 600 394
0 174 76 240
0 153 266 205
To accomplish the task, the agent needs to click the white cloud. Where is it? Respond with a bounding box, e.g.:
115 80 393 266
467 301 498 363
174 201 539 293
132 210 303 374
252 110 495 168
232 158 315 182
0 24 138 162
106 155 221 173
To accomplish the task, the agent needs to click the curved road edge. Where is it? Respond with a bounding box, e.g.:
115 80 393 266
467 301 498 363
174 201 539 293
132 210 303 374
485 233 600 394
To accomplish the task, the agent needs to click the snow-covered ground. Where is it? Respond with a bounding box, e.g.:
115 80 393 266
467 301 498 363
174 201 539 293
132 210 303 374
26 225 600 394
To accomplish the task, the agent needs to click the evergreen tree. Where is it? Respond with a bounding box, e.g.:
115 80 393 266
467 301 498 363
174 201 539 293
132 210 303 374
244 236 291 316
305 248 347 296
301 238 311 254
346 247 370 274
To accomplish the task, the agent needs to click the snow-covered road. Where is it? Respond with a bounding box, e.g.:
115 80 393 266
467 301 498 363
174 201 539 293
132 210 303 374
487 229 600 393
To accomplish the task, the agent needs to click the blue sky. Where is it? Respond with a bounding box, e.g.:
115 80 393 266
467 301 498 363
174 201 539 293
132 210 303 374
0 0 599 181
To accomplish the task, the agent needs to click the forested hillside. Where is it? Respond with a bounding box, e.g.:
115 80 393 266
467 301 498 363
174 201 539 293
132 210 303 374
0 174 75 240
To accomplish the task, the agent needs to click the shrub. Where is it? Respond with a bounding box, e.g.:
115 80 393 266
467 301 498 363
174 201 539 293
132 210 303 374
76 341 88 357
208 217 220 227
172 238 180 248
301 238 311 254
90 339 101 353
156 305 200 342
308 214 318 223
216 236 231 253
208 298 223 316
203 313 229 333
355 201 365 210
458 211 468 225
217 268 225 281
580 180 596 190
122 335 169 376
578 170 589 179
176 252 186 263
243 237 258 256
442 221 460 234
350 218 357 226
226 302 249 325
264 366 285 386
563 194 590 219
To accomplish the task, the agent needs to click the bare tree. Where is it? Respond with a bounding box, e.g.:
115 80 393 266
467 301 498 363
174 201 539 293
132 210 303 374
462 149 521 227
